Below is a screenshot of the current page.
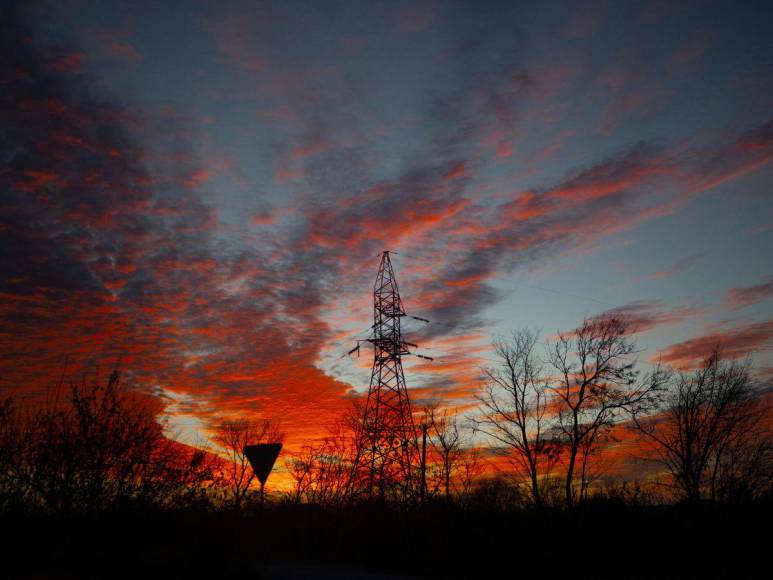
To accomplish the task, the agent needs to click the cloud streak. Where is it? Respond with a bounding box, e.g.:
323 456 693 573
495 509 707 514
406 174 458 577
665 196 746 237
595 300 703 334
647 253 705 280
655 321 773 369
728 279 773 309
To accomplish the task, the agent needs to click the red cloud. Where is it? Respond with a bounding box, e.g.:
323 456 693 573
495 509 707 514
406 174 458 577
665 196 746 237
0 10 361 459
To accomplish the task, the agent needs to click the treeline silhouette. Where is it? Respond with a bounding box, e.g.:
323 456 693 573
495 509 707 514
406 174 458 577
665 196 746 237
1 315 771 578
283 316 772 510
0 370 218 513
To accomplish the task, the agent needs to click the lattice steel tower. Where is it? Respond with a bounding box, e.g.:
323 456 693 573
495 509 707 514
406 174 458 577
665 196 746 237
349 251 431 500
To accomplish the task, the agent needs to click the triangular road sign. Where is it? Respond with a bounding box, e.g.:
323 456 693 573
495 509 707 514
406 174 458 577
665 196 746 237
244 442 282 484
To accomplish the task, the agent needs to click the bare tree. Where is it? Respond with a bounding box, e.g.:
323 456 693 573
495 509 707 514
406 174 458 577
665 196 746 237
286 401 365 506
70 370 164 511
457 445 484 503
473 330 556 507
2 369 193 512
713 417 772 503
213 418 283 510
632 348 772 503
577 422 616 502
141 438 221 509
286 444 317 504
548 315 665 509
0 368 226 513
424 403 467 501
292 424 355 506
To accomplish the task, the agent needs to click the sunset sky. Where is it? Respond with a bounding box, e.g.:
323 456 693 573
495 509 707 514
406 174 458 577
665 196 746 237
2 0 772 460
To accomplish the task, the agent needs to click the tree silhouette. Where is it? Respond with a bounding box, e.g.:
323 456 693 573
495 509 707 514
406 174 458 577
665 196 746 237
547 315 666 509
286 401 365 506
633 348 772 503
0 369 218 511
474 330 557 507
423 402 477 501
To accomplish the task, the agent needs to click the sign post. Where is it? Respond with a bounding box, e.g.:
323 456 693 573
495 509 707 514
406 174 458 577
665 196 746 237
244 442 283 507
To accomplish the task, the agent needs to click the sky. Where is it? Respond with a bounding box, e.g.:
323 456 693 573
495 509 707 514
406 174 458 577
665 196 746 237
1 0 772 456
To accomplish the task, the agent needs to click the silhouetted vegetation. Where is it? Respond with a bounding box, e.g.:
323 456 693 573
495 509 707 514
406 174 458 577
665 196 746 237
1 319 771 578
1 488 770 579
0 371 219 514
423 402 482 502
473 329 559 507
473 316 670 509
633 347 773 504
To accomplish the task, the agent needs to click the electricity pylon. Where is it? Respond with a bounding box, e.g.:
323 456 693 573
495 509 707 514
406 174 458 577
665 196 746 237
348 251 432 500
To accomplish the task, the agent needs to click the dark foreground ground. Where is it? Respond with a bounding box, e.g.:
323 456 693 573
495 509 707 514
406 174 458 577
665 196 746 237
1 498 770 579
